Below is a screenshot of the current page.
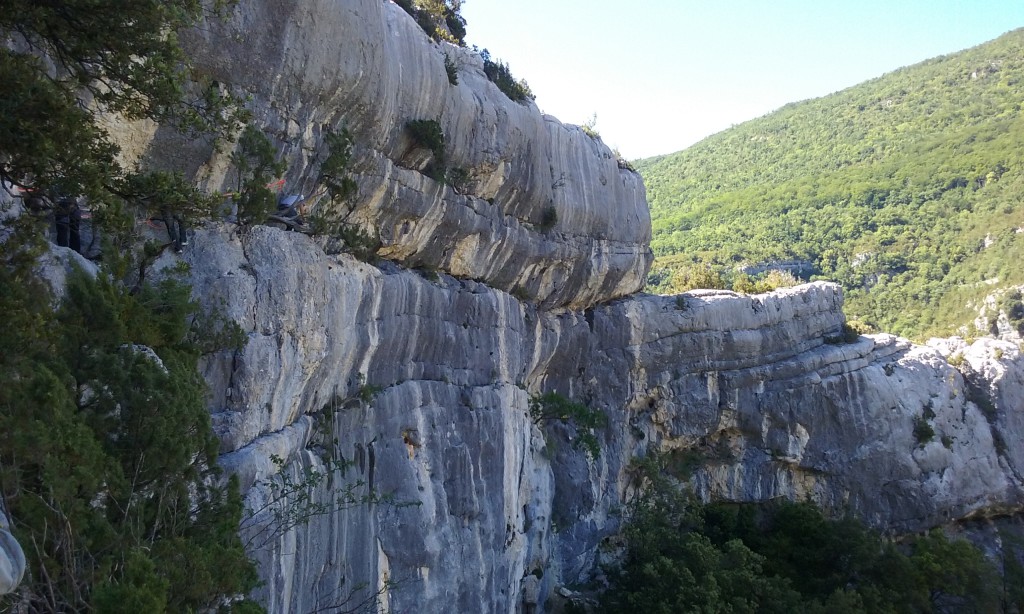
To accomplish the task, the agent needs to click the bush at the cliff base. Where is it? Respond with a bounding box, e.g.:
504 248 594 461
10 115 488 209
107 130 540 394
598 457 1003 613
0 253 259 612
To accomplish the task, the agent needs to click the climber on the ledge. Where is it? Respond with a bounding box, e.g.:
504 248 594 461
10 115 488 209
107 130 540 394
54 192 83 254
159 207 189 252
270 193 309 232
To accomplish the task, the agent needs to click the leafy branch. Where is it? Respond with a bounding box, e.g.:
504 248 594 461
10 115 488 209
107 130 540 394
529 392 607 459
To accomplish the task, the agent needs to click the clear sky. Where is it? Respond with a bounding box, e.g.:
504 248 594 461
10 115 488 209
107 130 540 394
460 0 1024 160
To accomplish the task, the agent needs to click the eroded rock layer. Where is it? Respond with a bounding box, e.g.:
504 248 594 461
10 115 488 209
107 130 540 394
183 226 1024 612
121 0 651 310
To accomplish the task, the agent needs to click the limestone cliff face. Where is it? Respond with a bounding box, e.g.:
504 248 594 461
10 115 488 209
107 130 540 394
99 1 1024 611
121 0 651 311
179 226 1024 612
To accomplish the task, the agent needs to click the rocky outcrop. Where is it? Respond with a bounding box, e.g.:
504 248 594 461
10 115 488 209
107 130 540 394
117 0 651 311
178 225 1024 612
0 500 25 596
973 285 1024 342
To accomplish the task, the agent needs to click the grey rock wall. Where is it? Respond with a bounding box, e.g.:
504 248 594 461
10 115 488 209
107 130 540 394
180 225 1024 612
1 0 1017 609
117 0 651 310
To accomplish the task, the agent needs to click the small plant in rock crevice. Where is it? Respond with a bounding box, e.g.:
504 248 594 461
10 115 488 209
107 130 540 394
406 118 449 182
335 224 380 262
446 166 470 193
825 322 863 345
529 392 607 459
538 205 558 231
913 415 935 445
510 285 532 302
444 53 459 85
406 119 446 161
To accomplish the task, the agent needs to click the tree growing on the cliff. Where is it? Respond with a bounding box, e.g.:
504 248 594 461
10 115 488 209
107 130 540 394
0 0 237 187
0 1 263 610
0 264 260 611
395 0 467 45
529 393 607 459
479 48 536 103
231 125 286 227
0 0 244 229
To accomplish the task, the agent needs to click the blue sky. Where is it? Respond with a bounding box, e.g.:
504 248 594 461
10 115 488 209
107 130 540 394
460 0 1024 160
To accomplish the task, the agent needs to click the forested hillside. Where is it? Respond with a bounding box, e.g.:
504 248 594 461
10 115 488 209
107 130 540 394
638 29 1024 339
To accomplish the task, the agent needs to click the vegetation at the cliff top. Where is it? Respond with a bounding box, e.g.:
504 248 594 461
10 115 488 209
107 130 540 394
480 48 536 103
0 1 264 610
595 455 1015 613
395 0 467 45
638 29 1024 340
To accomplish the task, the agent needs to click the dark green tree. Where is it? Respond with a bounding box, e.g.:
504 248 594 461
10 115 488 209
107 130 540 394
230 125 286 226
600 455 1001 613
395 0 467 45
0 261 259 611
479 49 535 103
0 2 262 610
0 0 243 201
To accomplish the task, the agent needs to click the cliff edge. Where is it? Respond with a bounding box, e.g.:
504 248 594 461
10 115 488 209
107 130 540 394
114 0 652 311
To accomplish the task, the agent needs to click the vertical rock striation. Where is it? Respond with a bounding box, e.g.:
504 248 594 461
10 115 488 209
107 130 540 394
184 226 1024 611
122 0 651 310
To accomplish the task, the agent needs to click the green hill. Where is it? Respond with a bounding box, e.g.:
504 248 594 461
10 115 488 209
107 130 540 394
638 29 1024 340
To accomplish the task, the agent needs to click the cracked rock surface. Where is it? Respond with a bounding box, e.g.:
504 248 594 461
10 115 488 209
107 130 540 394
183 226 1024 612
114 0 652 311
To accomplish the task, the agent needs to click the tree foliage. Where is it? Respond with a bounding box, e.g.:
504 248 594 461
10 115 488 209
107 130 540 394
600 456 1002 613
395 0 466 46
639 29 1024 339
529 392 607 459
318 128 359 205
479 48 535 103
0 0 242 201
0 2 266 610
230 125 286 227
0 256 258 611
406 119 448 183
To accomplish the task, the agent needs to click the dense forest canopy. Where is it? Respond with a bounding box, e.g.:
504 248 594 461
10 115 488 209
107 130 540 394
638 29 1024 340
